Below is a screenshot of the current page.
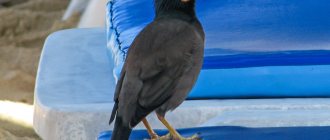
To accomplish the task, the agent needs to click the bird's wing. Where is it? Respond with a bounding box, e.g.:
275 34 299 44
114 19 204 126
108 65 126 124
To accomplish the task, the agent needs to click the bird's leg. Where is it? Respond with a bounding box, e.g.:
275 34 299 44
156 114 200 140
156 114 183 139
156 114 199 140
142 118 159 139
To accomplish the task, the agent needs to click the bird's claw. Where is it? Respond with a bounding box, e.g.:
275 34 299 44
185 134 201 140
147 133 201 140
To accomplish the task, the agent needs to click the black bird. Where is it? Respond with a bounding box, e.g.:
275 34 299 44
109 0 204 139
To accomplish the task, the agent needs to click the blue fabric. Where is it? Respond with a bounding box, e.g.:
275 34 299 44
203 50 330 69
189 65 330 98
106 0 330 98
98 126 330 140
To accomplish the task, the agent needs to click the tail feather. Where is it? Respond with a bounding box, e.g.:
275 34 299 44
111 117 132 140
109 102 118 125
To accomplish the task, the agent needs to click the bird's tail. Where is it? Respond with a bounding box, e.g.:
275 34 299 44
109 102 118 125
111 117 132 140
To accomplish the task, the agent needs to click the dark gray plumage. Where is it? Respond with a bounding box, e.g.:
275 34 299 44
110 0 204 139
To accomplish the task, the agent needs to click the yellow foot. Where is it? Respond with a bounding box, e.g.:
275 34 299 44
144 134 160 140
156 133 201 140
150 135 160 140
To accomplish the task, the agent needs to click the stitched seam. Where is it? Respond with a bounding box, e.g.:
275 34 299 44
109 0 127 59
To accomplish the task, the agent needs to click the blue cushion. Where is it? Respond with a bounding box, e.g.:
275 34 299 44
106 0 330 98
98 126 330 140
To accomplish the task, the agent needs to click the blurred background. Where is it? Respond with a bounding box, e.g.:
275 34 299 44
0 0 106 139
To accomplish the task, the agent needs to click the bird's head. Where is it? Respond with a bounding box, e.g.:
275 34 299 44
154 0 196 18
